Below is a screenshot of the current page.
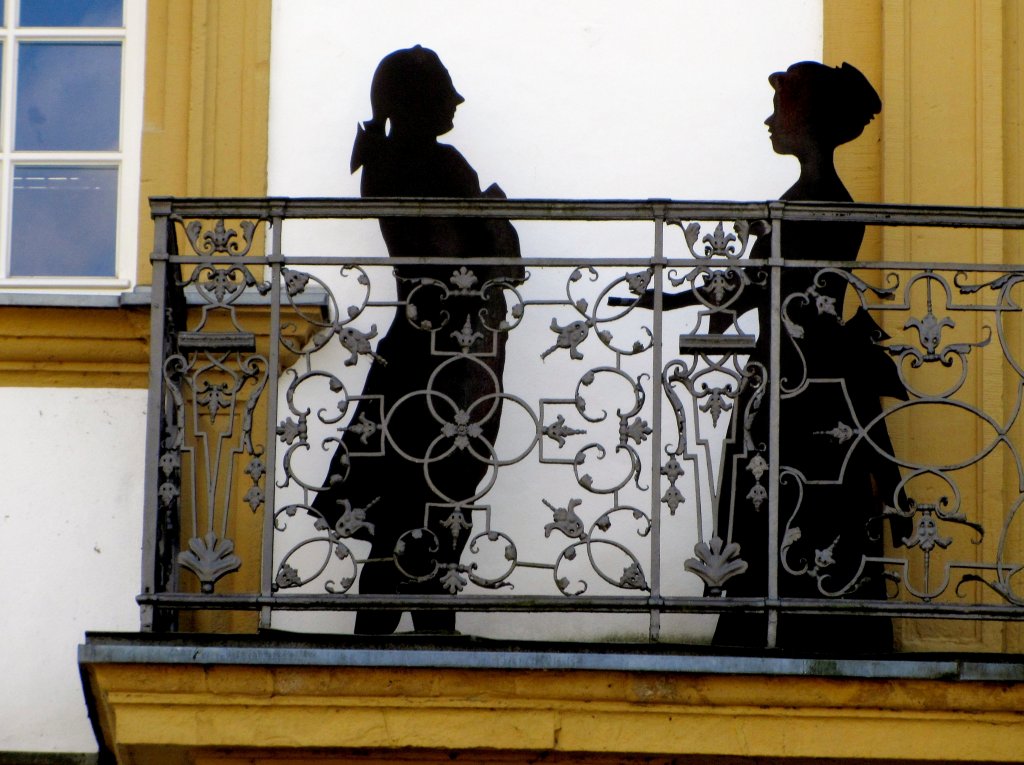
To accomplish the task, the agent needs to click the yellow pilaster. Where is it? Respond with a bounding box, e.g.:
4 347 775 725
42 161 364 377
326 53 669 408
138 0 271 283
1001 0 1024 656
826 1 1024 652
136 0 273 627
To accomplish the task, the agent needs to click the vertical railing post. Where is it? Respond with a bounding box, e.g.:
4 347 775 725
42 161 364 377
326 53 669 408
648 205 666 641
141 199 173 631
766 201 785 648
259 208 285 629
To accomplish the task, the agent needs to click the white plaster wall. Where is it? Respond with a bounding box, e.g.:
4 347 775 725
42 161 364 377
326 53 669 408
0 387 146 752
267 0 824 639
269 0 823 200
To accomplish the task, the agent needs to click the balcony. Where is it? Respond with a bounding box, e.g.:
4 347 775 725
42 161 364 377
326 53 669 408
79 196 1024 764
128 196 1024 643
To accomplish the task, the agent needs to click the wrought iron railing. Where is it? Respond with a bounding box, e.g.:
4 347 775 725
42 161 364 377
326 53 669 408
140 197 1024 647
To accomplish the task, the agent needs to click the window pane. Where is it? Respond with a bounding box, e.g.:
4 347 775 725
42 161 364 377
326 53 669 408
16 42 121 151
20 0 121 27
10 166 117 277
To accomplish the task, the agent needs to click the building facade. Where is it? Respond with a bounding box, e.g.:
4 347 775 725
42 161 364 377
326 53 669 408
3 1 1024 762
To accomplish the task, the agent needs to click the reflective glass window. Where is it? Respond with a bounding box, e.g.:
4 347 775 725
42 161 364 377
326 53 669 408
19 0 121 27
10 165 118 276
16 42 121 151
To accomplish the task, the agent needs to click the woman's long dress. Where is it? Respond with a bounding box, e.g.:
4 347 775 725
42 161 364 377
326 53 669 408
711 194 909 652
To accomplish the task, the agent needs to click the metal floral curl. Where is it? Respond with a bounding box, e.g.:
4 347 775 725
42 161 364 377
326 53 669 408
183 218 259 257
178 218 269 303
554 267 654 358
272 505 359 594
477 274 530 334
279 266 377 357
183 263 271 305
400 275 453 331
550 508 650 595
671 219 758 261
961 493 1024 604
465 527 518 589
391 526 445 584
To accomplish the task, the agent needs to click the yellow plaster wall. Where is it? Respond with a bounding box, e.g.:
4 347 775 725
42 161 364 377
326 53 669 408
1000 0 1024 655
138 0 271 284
83 662 1024 764
825 0 1024 653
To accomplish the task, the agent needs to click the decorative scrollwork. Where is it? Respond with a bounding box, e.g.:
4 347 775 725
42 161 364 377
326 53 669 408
178 532 242 593
184 219 258 257
164 236 1016 629
684 536 748 593
541 317 590 360
543 497 586 539
672 219 756 260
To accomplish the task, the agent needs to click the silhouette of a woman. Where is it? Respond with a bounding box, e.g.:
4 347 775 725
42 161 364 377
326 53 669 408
312 46 522 634
708 61 909 651
613 62 909 649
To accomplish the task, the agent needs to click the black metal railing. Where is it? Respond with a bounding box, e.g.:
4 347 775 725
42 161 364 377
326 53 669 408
139 197 1024 647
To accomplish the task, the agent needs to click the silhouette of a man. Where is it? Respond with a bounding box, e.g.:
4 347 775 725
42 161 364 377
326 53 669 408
312 46 523 634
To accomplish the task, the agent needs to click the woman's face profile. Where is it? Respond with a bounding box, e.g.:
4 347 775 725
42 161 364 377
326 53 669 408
764 78 812 157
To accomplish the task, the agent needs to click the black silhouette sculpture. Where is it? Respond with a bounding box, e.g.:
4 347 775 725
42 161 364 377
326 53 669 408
312 46 522 634
710 62 908 652
621 62 908 651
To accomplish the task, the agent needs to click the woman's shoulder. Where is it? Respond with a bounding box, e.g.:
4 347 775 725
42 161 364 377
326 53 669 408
781 179 853 203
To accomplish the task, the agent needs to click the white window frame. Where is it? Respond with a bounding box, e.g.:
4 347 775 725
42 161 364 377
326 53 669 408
0 0 144 292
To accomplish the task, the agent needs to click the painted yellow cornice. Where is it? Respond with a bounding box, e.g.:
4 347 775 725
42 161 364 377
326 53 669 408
0 306 151 387
83 658 1024 764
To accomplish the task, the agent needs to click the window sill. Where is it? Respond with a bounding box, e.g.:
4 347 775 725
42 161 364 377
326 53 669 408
0 286 140 308
0 277 133 293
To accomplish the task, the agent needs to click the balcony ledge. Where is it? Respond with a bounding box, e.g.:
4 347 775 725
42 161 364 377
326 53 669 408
79 630 1024 681
80 632 1024 765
